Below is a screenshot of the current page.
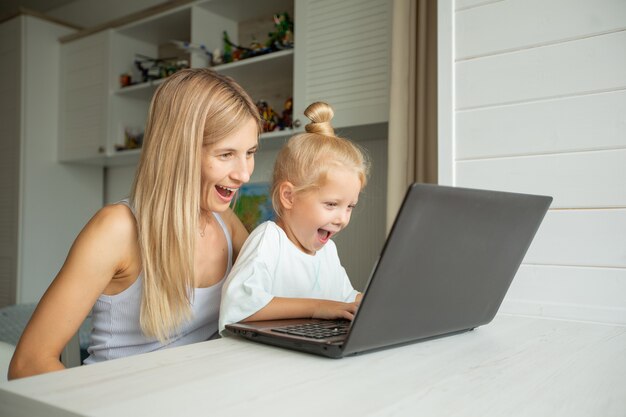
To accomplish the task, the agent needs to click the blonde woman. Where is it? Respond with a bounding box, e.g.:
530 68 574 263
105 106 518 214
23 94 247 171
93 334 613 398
9 69 261 379
219 102 369 333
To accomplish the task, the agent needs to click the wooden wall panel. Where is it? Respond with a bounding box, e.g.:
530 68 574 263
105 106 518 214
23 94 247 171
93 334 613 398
451 0 626 324
457 0 626 59
503 265 626 324
456 90 626 160
456 31 626 109
525 210 626 268
455 150 626 208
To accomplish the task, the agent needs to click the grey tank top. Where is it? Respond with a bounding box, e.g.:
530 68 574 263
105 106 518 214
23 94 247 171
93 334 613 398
84 201 233 364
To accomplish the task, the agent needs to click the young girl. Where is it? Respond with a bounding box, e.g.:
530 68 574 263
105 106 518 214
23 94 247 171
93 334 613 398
219 102 369 332
9 69 260 379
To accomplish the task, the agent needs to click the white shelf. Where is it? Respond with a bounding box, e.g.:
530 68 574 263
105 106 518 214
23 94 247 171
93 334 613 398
212 49 294 98
108 148 142 166
115 78 166 100
212 49 293 73
114 49 294 101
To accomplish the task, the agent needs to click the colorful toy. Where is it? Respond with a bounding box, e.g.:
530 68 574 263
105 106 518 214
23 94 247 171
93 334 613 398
266 12 294 50
278 97 293 130
134 54 189 83
256 100 279 132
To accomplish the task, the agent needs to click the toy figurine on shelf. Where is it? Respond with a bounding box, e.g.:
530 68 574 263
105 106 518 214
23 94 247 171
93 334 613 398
221 31 272 63
212 48 223 65
134 54 189 83
277 97 293 130
249 38 270 56
115 127 144 151
119 73 132 88
222 31 233 63
266 12 294 51
256 100 279 132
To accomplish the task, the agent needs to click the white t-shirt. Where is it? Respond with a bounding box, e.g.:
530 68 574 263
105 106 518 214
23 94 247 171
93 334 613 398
219 221 358 333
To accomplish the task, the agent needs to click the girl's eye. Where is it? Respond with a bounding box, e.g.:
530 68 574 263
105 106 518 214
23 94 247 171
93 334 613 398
246 148 258 157
348 204 357 210
218 152 233 160
324 202 337 208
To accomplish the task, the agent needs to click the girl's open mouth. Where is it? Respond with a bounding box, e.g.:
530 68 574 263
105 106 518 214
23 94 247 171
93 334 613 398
317 229 332 243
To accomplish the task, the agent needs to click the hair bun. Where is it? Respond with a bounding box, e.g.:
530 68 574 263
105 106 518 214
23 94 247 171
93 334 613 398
304 102 335 136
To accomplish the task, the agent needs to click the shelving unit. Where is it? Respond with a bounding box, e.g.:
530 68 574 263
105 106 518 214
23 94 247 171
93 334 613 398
58 0 392 168
59 0 296 165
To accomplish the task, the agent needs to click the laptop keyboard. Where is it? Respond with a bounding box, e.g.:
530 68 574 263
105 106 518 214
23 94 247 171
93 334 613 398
271 320 351 339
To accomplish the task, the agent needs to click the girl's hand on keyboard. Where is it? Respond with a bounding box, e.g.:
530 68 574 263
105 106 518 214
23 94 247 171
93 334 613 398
312 300 359 321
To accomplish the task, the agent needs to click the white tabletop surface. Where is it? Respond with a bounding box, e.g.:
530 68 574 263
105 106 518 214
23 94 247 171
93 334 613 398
1 314 625 417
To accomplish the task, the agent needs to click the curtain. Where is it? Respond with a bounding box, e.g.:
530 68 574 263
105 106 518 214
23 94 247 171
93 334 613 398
387 0 438 231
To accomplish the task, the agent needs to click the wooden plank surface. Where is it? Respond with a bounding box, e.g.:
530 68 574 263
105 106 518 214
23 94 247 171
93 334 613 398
504 265 626 325
456 30 626 109
455 149 626 208
1 315 624 417
456 0 626 59
524 209 626 268
456 89 626 160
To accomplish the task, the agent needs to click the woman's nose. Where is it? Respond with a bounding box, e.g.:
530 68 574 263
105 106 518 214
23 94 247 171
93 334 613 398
231 156 252 183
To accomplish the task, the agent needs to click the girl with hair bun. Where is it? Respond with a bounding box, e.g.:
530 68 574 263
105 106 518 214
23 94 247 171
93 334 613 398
220 102 369 332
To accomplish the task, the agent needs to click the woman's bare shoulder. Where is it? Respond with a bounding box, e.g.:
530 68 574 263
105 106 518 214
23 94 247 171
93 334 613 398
83 202 138 245
220 208 247 234
219 208 249 256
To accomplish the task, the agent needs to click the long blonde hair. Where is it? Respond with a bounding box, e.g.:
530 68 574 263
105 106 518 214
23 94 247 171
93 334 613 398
271 101 370 219
130 68 260 342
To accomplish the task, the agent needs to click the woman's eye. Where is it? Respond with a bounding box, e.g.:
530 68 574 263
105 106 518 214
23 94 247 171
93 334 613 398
246 149 257 157
219 153 233 159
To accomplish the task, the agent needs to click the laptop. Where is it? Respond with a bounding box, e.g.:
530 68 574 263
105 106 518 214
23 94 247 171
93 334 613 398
225 183 552 358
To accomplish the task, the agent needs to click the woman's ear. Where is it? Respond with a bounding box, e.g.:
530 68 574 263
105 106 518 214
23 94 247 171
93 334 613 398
278 181 295 210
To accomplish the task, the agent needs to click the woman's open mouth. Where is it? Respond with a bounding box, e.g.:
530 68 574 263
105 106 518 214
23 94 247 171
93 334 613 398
216 185 236 200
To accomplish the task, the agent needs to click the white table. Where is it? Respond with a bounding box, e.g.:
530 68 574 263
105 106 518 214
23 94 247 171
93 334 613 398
1 314 625 417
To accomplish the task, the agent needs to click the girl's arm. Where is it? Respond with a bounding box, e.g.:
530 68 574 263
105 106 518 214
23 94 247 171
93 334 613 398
8 204 137 380
243 296 360 322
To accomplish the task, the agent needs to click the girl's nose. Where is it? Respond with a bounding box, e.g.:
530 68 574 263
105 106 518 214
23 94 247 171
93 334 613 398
335 209 351 226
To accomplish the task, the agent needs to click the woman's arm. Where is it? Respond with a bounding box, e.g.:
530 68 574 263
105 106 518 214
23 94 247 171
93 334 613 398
243 297 360 322
222 208 249 261
8 204 137 380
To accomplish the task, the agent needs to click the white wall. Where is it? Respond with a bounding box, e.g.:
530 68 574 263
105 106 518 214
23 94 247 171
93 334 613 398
0 16 106 305
0 18 22 307
440 0 626 324
20 16 104 303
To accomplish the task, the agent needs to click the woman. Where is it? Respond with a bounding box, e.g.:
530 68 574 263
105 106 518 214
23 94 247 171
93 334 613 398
9 68 261 379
